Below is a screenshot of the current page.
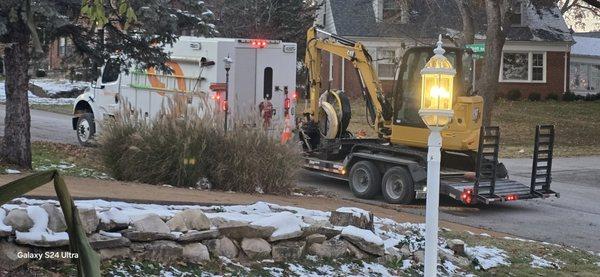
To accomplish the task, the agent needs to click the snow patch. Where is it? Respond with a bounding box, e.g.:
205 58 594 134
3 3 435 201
99 230 122 238
251 211 304 240
5 169 21 174
530 254 561 269
0 209 13 232
465 245 511 270
336 207 371 219
341 225 384 246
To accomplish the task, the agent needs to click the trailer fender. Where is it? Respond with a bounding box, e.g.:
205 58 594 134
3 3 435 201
345 152 426 184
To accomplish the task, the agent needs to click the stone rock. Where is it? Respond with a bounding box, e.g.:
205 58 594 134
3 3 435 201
183 243 210 263
302 224 341 239
340 226 385 256
137 240 183 264
41 203 67 232
132 214 170 234
3 209 33 232
97 208 130 231
440 248 471 268
399 244 412 258
329 208 373 230
167 209 211 232
16 233 70 248
213 219 274 239
385 247 402 258
272 240 306 262
77 207 99 234
122 230 177 242
413 250 425 264
241 238 271 260
0 241 30 270
447 239 465 256
98 247 132 260
347 241 370 259
177 229 220 242
305 234 327 245
308 238 348 258
88 233 131 249
205 237 238 259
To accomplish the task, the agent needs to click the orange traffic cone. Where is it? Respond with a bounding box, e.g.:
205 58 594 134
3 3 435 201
280 115 292 144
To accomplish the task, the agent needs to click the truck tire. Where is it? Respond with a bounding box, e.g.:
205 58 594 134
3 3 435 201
76 113 95 146
349 161 381 199
382 166 415 204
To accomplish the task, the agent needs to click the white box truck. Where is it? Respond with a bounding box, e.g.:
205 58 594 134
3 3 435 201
71 37 298 145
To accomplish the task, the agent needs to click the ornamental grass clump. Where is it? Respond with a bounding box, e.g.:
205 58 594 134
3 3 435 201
98 97 300 194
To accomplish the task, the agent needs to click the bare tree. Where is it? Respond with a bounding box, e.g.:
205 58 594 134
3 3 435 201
455 0 476 46
480 0 513 127
559 0 600 30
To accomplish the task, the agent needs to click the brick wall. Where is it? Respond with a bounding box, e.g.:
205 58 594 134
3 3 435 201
497 51 568 98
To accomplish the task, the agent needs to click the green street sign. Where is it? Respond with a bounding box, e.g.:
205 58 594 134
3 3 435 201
466 43 485 53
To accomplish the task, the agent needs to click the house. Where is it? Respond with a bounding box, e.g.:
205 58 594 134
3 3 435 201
314 0 573 98
570 32 600 95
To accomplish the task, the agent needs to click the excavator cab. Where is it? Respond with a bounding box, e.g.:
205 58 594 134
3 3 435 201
388 46 483 152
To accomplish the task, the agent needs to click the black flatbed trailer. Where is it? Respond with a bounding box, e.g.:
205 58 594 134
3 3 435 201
301 125 560 205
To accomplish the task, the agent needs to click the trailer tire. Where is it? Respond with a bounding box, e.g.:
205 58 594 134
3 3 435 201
349 161 381 199
382 166 415 204
76 113 95 146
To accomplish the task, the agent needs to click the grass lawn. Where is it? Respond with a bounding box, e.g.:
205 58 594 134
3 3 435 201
310 98 600 158
1 141 109 179
493 99 600 158
29 103 73 115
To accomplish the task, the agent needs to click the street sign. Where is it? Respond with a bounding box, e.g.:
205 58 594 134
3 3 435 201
210 82 227 91
466 43 485 53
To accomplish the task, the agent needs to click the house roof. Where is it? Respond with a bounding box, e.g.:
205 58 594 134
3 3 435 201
572 35 600 57
574 31 600 38
326 0 572 43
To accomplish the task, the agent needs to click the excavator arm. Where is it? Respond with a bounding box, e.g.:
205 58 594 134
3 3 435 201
304 27 392 135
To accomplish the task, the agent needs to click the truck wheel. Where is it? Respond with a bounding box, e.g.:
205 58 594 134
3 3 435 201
382 166 415 204
349 161 381 199
76 113 95 146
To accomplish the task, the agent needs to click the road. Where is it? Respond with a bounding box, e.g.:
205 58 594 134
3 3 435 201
0 104 78 145
3 106 599 252
299 156 600 252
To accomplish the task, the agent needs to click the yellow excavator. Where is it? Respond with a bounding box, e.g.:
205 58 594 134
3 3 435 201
299 27 558 205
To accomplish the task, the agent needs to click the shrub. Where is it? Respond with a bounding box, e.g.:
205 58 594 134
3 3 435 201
98 99 301 194
562 91 581 102
528 92 541 101
506 89 522 101
545 93 560 101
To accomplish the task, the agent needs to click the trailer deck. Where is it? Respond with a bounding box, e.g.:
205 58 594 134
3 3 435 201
301 125 559 205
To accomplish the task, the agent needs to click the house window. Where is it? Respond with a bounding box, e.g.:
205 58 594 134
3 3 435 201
510 0 523 26
383 0 401 21
570 63 600 93
500 52 546 83
377 48 397 79
58 37 67 57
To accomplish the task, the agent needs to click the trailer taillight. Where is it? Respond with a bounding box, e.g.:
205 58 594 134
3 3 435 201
506 194 519 201
221 100 228 111
461 188 474 205
284 98 291 110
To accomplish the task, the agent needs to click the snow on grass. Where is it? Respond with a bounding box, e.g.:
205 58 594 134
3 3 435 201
465 245 510 270
341 225 384 246
0 80 77 105
29 79 89 96
4 169 21 174
530 254 561 269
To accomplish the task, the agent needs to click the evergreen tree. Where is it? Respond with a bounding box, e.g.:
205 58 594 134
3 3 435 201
0 0 214 168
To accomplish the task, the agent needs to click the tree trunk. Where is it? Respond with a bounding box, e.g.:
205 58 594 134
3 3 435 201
456 0 475 46
3 28 32 168
480 0 507 127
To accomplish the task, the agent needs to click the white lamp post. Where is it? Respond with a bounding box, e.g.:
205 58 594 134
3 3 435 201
419 35 456 277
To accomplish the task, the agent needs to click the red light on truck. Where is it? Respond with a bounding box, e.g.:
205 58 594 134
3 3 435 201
461 188 474 205
506 194 519 201
251 39 268 48
284 98 291 110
